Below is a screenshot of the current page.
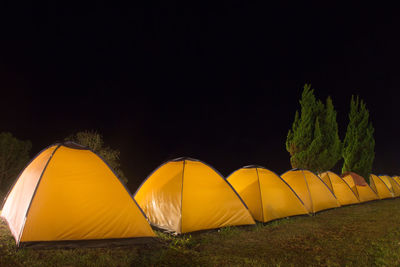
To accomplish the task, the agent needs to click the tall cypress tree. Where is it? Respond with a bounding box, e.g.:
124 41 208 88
342 96 375 182
286 84 342 173
316 96 342 171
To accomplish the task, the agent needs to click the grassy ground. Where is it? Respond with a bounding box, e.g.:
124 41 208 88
2 198 400 266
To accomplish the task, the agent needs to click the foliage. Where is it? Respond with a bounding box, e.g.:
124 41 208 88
65 131 127 183
0 132 31 193
342 95 375 182
286 84 342 173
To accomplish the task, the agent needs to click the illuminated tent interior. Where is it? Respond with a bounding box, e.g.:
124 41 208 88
319 171 359 206
227 166 309 223
134 157 255 234
1 142 155 247
369 174 393 199
280 169 340 213
341 172 379 203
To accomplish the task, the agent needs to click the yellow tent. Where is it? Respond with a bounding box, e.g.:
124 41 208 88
378 175 400 197
280 169 340 213
134 158 255 234
227 166 309 222
1 142 155 247
393 176 400 185
369 174 393 199
319 171 359 206
341 172 378 202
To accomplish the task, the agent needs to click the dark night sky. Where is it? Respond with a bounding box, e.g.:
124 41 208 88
1 2 400 191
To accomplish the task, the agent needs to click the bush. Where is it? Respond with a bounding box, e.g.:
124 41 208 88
0 132 31 193
65 130 127 183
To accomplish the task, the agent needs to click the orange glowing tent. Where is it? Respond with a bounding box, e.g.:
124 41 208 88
280 169 340 213
378 175 400 197
134 157 255 234
369 174 393 199
227 166 309 222
319 171 359 206
341 172 378 202
1 142 155 247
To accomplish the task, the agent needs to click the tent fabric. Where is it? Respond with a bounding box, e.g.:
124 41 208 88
280 169 340 213
341 172 378 202
378 175 400 197
393 176 400 184
227 166 309 222
319 172 360 206
134 158 255 234
1 143 155 247
369 174 393 199
343 172 368 186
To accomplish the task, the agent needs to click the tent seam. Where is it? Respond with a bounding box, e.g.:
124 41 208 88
278 175 308 209
311 170 337 200
1 144 59 210
254 167 308 209
376 175 394 197
325 172 333 192
17 144 61 246
88 147 150 220
180 160 186 234
388 177 400 196
334 172 359 201
255 168 265 222
301 170 314 213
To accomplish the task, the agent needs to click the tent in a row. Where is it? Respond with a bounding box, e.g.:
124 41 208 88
370 174 393 199
1 142 155 247
341 172 379 202
134 158 255 234
227 167 386 222
2 147 257 246
280 169 340 213
393 176 400 185
319 171 359 206
226 168 379 223
2 141 396 248
227 166 309 223
313 171 400 203
377 175 400 197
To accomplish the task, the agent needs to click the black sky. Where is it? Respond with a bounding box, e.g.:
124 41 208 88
1 2 400 191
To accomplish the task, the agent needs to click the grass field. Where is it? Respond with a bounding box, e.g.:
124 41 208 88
1 198 400 266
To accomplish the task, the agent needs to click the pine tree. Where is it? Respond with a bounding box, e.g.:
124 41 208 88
342 96 375 182
286 84 342 173
317 96 342 171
